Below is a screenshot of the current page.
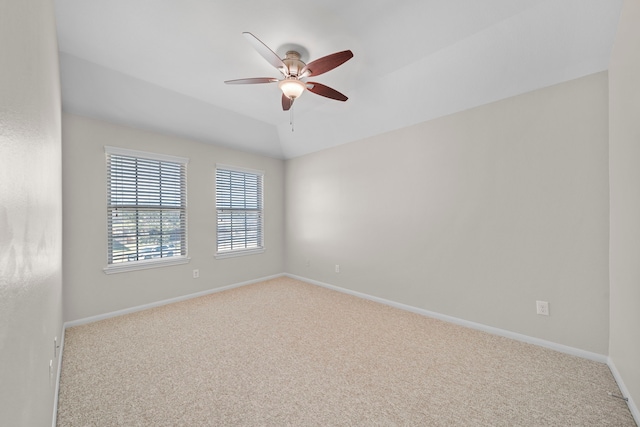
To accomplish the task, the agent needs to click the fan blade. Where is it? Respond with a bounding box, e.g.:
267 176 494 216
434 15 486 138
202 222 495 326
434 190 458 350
225 77 278 84
300 50 353 77
242 32 287 75
306 82 348 101
282 94 293 111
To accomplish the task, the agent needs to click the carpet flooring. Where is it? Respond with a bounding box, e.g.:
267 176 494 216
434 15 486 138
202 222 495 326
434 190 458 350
56 276 636 426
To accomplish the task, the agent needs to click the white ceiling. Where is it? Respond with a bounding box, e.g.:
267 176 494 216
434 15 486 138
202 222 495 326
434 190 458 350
54 0 623 159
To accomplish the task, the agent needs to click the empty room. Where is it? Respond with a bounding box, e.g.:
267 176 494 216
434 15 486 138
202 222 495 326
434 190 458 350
1 0 639 425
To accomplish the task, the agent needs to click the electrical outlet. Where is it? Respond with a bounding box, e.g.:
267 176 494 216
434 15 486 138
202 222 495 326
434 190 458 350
536 300 549 316
193 269 199 279
335 264 340 273
54 337 57 358
305 259 310 268
49 360 54 383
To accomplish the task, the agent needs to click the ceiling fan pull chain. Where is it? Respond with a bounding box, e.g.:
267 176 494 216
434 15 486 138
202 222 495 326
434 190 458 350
290 105 294 132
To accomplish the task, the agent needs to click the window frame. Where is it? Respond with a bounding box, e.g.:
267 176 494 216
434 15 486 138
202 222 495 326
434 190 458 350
215 164 265 259
103 146 190 274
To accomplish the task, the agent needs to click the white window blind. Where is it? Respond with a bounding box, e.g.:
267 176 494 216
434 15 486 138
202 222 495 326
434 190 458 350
106 147 187 268
216 166 264 256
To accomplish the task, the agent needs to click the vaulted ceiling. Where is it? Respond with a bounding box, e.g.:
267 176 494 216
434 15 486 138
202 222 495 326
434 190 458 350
54 0 623 159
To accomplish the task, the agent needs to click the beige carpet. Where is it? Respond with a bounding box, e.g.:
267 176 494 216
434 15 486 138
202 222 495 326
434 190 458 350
57 276 635 426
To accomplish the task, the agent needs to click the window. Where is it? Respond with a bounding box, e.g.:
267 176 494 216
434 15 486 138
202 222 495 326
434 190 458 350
215 165 264 258
104 146 188 273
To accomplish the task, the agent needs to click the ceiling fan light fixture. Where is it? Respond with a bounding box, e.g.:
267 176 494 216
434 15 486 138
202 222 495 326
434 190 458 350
279 78 305 100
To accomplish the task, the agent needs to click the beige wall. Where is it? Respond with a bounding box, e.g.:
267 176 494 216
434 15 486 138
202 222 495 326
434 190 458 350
0 0 63 425
286 72 610 354
62 113 285 321
609 0 640 413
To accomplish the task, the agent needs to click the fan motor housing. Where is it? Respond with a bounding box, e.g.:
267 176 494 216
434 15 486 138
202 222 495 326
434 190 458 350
284 51 306 77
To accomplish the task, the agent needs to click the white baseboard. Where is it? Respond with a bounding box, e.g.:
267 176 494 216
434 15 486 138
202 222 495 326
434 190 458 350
285 273 608 364
64 273 284 328
52 324 65 427
608 357 640 425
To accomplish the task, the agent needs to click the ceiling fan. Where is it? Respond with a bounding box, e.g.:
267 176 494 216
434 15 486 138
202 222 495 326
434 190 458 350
225 32 354 111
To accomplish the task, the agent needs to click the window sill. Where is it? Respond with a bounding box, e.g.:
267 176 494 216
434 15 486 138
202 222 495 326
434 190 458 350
215 248 265 259
103 256 190 274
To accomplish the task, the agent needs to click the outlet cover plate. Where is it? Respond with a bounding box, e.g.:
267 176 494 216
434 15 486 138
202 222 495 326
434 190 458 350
536 300 549 316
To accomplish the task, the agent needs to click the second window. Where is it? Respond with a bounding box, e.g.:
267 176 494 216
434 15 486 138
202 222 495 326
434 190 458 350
215 165 264 257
